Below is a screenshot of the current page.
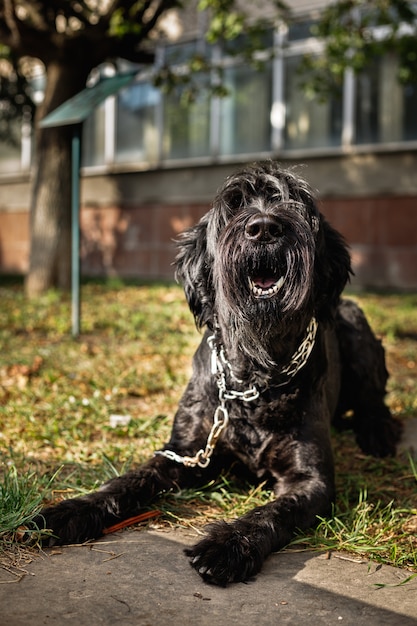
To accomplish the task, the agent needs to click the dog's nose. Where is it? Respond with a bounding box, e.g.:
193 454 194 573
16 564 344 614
245 214 283 242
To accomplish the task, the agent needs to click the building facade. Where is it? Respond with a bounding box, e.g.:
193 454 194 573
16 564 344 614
1 0 417 288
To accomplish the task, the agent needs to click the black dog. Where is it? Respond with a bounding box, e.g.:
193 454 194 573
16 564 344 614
34 162 400 586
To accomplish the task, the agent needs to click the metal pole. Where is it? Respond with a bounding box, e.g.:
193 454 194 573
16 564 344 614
71 124 81 337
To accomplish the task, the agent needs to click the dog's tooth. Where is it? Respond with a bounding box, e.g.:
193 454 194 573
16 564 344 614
250 275 285 298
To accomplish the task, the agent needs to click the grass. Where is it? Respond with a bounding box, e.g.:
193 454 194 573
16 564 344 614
0 464 52 542
0 280 416 575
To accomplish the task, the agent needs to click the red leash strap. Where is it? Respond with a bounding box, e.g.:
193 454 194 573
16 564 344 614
103 510 161 535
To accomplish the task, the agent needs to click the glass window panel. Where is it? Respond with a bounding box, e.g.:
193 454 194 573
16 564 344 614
0 118 22 173
82 101 106 166
356 54 417 143
221 31 274 56
115 82 160 163
284 55 342 150
219 62 272 156
287 20 316 41
163 78 211 160
403 82 417 140
164 41 199 65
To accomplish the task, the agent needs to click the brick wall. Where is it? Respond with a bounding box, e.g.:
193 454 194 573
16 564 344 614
1 184 416 290
0 210 29 273
80 202 207 279
80 195 417 289
323 196 417 289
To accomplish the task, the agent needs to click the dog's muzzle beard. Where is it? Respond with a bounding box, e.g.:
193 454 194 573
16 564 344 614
212 210 317 374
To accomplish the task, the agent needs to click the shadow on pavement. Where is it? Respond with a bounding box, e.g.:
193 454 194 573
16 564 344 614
1 528 416 625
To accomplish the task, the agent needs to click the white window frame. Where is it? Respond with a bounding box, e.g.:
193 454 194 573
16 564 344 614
8 15 417 177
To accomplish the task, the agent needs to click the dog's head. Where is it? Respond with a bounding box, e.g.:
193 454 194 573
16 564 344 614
175 162 351 370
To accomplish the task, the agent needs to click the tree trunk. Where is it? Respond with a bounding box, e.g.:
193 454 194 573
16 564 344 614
25 60 90 297
25 124 73 296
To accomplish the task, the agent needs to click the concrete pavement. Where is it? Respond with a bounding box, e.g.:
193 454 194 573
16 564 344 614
1 418 416 626
1 527 416 626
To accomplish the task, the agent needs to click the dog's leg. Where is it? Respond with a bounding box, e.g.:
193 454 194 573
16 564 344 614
185 433 335 586
33 455 210 545
335 299 402 456
33 340 225 546
34 381 225 546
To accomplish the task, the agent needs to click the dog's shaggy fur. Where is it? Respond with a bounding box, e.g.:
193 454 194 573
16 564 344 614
35 162 401 586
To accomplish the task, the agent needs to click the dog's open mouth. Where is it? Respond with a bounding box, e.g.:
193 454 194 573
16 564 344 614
249 275 285 299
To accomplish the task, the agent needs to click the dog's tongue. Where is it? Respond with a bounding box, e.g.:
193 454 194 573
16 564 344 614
253 277 276 289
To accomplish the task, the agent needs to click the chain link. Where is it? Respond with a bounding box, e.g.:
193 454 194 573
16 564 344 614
279 317 318 378
155 318 317 469
155 333 260 468
155 393 231 468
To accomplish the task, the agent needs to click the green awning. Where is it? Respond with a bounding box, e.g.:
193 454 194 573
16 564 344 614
40 71 137 128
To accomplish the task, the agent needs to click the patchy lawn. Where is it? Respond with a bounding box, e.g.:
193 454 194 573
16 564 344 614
1 280 416 573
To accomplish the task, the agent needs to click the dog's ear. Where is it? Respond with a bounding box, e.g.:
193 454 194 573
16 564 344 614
315 216 352 321
174 212 214 329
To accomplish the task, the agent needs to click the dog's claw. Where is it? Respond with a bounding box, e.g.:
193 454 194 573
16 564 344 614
184 521 263 586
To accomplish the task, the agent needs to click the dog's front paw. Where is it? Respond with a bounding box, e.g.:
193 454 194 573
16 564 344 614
184 521 264 586
32 497 107 546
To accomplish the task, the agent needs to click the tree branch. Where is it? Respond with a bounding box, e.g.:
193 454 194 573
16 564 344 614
141 0 180 38
2 0 19 47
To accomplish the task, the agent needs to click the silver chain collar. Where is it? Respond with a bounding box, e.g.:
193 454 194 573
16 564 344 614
155 317 318 469
278 317 318 379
